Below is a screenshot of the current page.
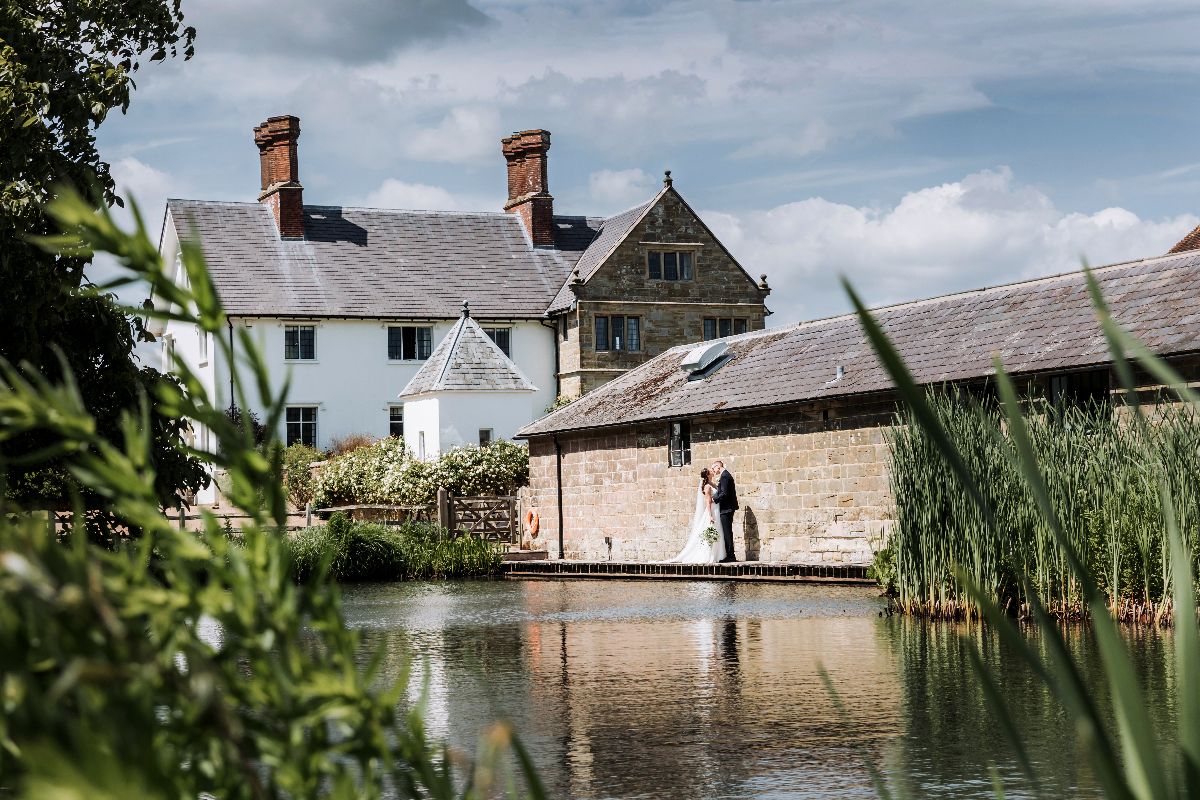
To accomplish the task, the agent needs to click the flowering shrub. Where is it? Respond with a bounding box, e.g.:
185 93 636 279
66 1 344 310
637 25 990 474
310 436 407 506
311 438 529 508
281 443 322 506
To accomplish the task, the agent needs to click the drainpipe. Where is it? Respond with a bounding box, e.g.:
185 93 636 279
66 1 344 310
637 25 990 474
226 318 235 409
539 316 561 398
554 435 565 559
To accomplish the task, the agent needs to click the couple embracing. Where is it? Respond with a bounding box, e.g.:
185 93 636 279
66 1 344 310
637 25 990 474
667 460 739 564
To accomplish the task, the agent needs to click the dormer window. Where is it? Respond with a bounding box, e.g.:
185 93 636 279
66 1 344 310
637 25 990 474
647 250 694 281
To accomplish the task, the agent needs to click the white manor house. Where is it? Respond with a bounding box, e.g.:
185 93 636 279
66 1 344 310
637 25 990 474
152 114 770 502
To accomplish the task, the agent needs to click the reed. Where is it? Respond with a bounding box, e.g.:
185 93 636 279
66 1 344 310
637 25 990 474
884 393 1200 623
829 271 1200 798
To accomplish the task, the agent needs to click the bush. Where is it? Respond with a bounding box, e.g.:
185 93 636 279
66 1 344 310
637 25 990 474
311 437 529 509
281 442 322 506
224 402 267 447
328 432 375 456
287 512 503 582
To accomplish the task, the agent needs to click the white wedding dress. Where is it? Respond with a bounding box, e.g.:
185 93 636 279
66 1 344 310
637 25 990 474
666 488 726 563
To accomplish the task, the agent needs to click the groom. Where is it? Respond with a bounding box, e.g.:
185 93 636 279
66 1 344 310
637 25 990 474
710 460 738 563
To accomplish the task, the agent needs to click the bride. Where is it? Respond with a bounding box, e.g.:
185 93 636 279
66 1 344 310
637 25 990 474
666 468 726 563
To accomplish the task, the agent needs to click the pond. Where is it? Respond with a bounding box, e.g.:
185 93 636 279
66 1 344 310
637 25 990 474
340 579 1175 799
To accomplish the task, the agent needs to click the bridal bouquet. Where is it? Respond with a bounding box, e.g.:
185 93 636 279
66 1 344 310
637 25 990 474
701 525 719 545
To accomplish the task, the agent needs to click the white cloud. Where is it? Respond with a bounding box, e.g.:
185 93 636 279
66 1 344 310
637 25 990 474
402 106 501 163
704 167 1198 324
111 156 174 230
358 178 462 211
587 168 655 213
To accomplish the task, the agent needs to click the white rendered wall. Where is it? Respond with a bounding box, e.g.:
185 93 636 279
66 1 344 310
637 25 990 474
204 317 553 452
157 219 219 503
403 397 441 459
402 391 536 458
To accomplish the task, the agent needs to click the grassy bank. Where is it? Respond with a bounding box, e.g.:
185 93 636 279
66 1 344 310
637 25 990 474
882 393 1200 624
288 512 504 582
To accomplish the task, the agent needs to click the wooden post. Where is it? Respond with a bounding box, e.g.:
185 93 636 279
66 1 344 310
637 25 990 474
437 487 451 534
305 502 312 528
178 506 186 531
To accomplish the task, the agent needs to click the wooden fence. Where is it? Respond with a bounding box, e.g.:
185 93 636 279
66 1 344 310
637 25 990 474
439 490 518 545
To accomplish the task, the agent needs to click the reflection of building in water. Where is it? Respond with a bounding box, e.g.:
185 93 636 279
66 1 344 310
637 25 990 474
520 590 902 798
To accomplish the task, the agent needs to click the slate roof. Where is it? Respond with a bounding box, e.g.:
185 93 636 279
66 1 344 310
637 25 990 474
399 310 536 397
545 195 658 313
518 249 1200 437
164 199 602 319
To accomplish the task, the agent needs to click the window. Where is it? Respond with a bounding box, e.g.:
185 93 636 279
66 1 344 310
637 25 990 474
389 406 404 438
479 428 493 446
669 421 691 467
647 250 694 281
703 318 748 341
284 325 316 360
418 431 426 460
198 329 208 363
483 327 511 357
387 326 432 360
163 335 175 371
1048 369 1110 408
594 315 641 351
286 406 318 447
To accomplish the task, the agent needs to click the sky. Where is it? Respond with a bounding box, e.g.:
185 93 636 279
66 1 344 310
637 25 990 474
95 0 1200 325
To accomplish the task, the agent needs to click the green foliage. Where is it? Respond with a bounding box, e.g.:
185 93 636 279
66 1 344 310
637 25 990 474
287 515 503 583
282 442 322 507
867 536 897 593
839 271 1200 798
886 392 1200 621
0 189 544 798
311 437 529 509
544 394 579 414
0 1 204 514
224 402 267 449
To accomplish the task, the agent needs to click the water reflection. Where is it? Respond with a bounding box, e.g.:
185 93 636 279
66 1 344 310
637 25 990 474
341 580 1173 799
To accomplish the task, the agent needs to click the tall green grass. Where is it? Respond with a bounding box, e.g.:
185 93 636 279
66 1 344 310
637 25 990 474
827 271 1200 798
884 393 1200 624
289 512 504 583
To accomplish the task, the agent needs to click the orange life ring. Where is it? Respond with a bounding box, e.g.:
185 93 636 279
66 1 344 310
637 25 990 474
525 509 540 537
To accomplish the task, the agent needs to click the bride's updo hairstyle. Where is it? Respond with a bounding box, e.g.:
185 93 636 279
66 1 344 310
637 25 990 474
699 468 711 488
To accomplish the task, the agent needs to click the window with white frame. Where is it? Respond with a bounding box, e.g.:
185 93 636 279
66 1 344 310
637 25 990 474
284 325 316 360
389 405 404 438
478 428 493 447
647 250 695 281
418 431 426 460
594 315 642 352
387 326 432 360
483 327 511 357
163 335 175 371
286 406 318 447
198 328 209 363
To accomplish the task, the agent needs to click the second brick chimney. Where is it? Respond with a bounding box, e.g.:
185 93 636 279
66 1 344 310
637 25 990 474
501 129 554 246
253 115 304 239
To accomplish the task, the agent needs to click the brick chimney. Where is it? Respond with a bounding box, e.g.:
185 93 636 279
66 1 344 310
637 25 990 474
253 115 304 239
501 129 554 246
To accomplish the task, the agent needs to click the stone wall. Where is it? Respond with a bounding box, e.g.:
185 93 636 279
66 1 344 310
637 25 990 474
524 397 896 564
556 188 769 397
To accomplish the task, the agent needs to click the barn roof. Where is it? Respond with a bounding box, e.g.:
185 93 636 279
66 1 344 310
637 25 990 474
517 249 1200 437
399 307 536 397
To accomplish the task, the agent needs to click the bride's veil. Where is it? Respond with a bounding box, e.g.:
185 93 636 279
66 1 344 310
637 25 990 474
688 487 709 536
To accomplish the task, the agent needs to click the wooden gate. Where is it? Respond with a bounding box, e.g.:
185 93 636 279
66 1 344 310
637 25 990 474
445 494 518 544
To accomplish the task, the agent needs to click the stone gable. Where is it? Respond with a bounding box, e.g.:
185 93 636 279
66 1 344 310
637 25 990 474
556 188 770 396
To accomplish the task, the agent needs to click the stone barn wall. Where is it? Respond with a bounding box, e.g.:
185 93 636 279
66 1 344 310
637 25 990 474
524 397 897 564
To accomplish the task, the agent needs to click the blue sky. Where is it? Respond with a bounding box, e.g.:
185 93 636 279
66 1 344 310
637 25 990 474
96 0 1200 323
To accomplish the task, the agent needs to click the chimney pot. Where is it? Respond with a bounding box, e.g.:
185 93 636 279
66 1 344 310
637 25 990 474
501 129 554 246
254 114 304 239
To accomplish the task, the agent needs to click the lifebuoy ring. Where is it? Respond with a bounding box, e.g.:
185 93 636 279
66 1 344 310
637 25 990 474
524 509 540 537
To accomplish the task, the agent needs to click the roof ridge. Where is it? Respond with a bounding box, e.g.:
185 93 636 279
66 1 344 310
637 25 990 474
436 317 469 388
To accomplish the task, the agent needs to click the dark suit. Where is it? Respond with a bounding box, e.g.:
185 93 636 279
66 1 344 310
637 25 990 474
711 470 739 562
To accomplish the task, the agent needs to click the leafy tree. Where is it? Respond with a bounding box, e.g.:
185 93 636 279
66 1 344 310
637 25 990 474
0 1 203 512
